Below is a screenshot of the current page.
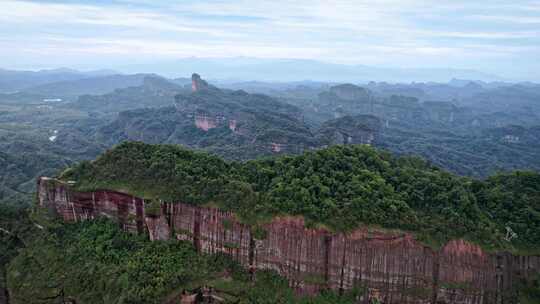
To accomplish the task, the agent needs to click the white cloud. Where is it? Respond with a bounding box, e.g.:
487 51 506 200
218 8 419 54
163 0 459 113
14 36 325 59
469 15 540 24
432 30 540 39
0 0 230 36
0 0 539 77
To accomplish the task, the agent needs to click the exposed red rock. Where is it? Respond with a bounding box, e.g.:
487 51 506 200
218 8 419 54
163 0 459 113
38 177 540 304
194 114 217 131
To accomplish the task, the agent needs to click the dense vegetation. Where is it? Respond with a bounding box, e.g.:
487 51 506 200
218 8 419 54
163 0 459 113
293 83 540 177
0 113 105 205
0 204 33 303
8 218 211 303
520 273 540 304
475 171 540 251
377 124 540 177
62 142 539 252
5 215 363 304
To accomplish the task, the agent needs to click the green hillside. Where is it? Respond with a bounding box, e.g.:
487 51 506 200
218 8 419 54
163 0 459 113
61 141 540 253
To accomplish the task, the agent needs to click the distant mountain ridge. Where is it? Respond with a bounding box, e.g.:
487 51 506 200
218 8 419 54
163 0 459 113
0 68 117 93
114 57 505 83
23 73 154 97
71 75 189 113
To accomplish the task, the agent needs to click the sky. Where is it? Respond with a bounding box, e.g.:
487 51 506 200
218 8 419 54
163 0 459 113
1 0 540 81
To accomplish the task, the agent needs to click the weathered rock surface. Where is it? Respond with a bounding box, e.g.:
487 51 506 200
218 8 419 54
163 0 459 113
38 177 539 304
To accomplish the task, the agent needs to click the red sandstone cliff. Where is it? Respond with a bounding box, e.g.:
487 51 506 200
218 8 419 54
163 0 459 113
38 177 539 304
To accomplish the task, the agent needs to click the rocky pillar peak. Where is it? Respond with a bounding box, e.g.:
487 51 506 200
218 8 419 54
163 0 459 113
191 73 209 92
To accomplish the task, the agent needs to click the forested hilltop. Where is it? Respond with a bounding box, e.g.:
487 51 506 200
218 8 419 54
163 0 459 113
62 141 540 253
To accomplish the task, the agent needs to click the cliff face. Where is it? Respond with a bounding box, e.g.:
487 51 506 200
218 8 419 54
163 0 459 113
38 178 539 304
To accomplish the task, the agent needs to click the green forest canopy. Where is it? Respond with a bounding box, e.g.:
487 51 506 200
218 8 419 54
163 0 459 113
61 141 540 253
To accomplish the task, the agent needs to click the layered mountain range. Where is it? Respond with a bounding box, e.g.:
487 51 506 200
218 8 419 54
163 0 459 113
94 74 379 159
2 72 540 206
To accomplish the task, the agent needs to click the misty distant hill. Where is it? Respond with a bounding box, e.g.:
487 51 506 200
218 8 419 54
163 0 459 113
71 75 189 113
116 57 504 83
0 68 116 93
23 74 155 97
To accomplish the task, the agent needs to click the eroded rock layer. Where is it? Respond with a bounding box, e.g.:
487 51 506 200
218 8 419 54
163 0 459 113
38 177 539 304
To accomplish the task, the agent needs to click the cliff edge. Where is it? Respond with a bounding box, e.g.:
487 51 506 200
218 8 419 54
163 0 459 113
38 177 539 304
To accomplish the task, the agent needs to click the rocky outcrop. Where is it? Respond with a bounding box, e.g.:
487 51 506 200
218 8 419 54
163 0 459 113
191 73 208 92
194 114 218 131
38 177 540 304
171 75 317 155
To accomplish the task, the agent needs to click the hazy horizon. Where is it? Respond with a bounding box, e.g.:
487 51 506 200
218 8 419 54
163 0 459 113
2 0 540 81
